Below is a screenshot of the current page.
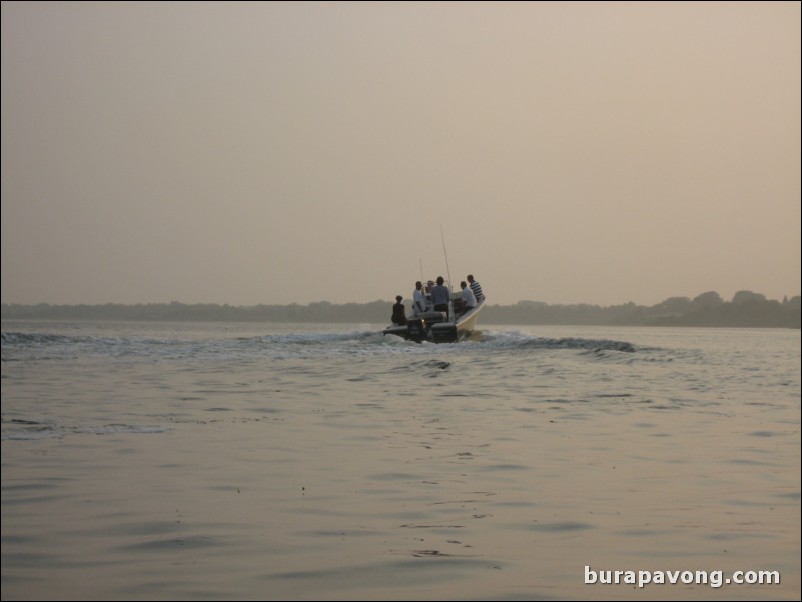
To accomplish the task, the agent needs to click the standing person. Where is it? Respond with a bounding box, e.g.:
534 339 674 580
391 295 407 325
425 280 435 311
412 281 427 316
467 274 485 302
430 276 450 318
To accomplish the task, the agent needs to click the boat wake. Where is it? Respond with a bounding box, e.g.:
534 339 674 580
1 417 169 441
458 329 637 353
2 327 643 361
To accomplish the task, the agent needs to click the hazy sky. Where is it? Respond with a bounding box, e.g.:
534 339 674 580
2 1 800 307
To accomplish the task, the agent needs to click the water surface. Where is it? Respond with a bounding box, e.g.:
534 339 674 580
2 322 799 600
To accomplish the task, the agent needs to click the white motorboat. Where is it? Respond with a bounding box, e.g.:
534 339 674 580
382 294 485 343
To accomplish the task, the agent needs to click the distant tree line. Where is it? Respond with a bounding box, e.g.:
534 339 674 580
0 300 391 324
2 291 800 328
482 291 800 328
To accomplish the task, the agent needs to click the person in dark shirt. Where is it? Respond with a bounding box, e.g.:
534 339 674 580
391 295 407 325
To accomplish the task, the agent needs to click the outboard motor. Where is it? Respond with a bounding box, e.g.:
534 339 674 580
406 318 427 342
431 323 458 343
406 311 446 343
419 311 445 324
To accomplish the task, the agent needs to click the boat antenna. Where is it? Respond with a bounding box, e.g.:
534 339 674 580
440 224 452 289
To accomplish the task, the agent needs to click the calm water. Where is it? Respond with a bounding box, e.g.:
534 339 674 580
2 321 800 600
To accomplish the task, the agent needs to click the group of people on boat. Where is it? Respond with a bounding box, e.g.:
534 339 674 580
391 275 484 325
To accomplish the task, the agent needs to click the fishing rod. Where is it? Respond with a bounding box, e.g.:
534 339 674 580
440 224 456 322
440 224 452 289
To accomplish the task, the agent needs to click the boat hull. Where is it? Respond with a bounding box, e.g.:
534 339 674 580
382 300 485 343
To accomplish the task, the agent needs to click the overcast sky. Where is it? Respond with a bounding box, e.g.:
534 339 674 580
2 1 799 307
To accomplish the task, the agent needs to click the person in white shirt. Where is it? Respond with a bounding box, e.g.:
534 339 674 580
412 281 427 316
455 281 476 314
425 280 435 311
461 281 476 307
